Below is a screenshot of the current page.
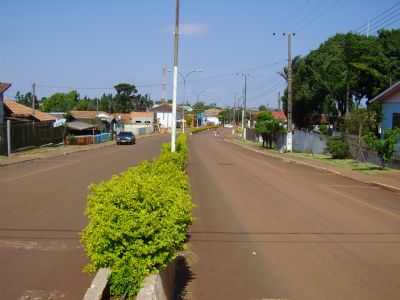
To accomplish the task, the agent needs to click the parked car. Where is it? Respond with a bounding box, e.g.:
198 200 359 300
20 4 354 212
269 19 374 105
116 131 136 145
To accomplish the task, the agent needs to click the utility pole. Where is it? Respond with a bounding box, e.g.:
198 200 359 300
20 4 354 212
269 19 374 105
278 91 281 111
32 82 36 116
171 0 180 152
287 32 293 152
162 65 167 103
233 95 237 125
238 73 248 140
273 32 295 151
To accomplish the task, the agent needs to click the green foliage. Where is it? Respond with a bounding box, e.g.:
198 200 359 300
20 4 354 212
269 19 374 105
255 111 285 148
190 125 218 134
344 108 377 140
41 90 80 112
327 137 349 159
319 124 329 136
258 105 268 111
280 30 400 128
363 128 400 166
81 134 192 298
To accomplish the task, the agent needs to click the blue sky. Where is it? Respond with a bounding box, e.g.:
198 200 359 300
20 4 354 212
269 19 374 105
1 0 400 108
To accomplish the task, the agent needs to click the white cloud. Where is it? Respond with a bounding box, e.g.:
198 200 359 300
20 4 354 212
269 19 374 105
164 23 209 36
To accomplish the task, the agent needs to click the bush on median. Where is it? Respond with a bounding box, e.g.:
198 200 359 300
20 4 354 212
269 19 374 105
190 125 219 134
81 133 192 298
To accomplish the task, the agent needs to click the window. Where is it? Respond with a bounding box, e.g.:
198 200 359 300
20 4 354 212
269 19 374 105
393 113 400 129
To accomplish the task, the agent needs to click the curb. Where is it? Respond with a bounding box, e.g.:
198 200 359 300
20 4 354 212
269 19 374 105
0 133 163 169
225 138 400 193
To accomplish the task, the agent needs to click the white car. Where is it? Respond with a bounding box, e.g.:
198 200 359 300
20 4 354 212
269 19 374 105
224 124 234 128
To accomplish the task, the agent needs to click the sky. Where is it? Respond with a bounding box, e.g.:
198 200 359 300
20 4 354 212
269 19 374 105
1 0 400 109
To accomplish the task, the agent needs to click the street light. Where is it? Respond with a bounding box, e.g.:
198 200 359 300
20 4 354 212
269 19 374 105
169 69 203 133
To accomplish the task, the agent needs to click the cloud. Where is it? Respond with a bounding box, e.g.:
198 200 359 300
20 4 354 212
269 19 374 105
164 23 209 36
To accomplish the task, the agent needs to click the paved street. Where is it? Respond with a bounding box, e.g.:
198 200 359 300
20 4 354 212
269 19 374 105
185 130 400 300
0 135 168 300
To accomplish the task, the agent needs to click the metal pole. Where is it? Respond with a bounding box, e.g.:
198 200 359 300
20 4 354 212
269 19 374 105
287 33 293 152
171 0 180 152
7 119 11 156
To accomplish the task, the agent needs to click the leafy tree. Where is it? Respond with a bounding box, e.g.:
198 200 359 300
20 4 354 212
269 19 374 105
41 90 80 112
255 111 285 148
363 128 400 167
344 108 377 144
258 105 268 111
113 83 137 113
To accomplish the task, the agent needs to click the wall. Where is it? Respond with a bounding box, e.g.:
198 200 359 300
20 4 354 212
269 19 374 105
122 124 154 136
293 130 327 154
382 102 400 130
205 116 220 125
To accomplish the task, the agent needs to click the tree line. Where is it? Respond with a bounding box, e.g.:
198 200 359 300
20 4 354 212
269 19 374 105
281 29 400 129
15 83 153 113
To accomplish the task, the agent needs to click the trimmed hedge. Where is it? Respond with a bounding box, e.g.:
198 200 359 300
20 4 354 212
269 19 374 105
190 125 219 134
81 134 192 298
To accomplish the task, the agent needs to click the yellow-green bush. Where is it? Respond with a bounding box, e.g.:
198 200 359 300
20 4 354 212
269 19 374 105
190 125 218 134
81 134 192 298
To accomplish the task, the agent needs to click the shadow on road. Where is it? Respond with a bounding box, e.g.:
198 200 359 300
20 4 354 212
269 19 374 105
174 255 195 300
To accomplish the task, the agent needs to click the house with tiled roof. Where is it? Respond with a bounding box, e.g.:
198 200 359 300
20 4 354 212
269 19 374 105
4 100 56 123
0 82 12 125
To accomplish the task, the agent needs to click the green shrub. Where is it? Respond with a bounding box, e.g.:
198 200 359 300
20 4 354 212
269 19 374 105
327 136 349 159
319 124 329 136
190 125 218 134
81 133 192 298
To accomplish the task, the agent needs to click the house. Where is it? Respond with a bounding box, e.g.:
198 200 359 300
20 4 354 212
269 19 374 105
204 108 222 125
0 82 12 125
69 110 112 132
4 100 56 124
370 82 400 131
113 112 154 125
271 111 287 123
151 103 182 129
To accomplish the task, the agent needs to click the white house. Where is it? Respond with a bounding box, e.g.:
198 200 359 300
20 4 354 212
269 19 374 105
151 103 182 129
204 108 222 126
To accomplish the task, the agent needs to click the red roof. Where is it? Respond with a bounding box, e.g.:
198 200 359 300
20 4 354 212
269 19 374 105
4 100 56 122
271 111 287 122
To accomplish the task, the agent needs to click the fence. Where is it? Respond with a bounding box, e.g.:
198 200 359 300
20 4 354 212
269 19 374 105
121 124 154 136
245 128 328 154
0 121 65 155
0 124 6 155
65 133 112 145
345 134 400 168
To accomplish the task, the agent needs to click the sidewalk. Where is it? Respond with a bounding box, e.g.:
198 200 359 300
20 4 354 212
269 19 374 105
0 133 162 168
226 138 400 192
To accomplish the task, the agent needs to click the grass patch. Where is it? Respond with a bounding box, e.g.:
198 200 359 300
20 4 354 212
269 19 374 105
286 152 393 174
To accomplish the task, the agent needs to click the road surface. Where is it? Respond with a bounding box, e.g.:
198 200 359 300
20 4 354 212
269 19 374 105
184 130 400 300
0 134 168 300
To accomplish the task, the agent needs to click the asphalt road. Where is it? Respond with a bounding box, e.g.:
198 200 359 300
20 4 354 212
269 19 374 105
185 130 400 300
0 134 168 300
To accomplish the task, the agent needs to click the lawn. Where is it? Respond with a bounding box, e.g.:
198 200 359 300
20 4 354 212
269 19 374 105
286 152 392 174
237 139 394 174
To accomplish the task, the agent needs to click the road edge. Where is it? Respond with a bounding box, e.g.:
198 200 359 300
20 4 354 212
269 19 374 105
0 133 163 169
224 138 400 193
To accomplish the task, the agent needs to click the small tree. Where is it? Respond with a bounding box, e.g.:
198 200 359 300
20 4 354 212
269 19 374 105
363 128 400 167
255 111 285 148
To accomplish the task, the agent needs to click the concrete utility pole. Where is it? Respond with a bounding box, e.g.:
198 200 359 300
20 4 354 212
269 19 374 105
171 0 180 152
32 82 36 116
162 65 167 102
274 32 295 151
278 91 281 111
287 32 293 152
237 73 249 140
